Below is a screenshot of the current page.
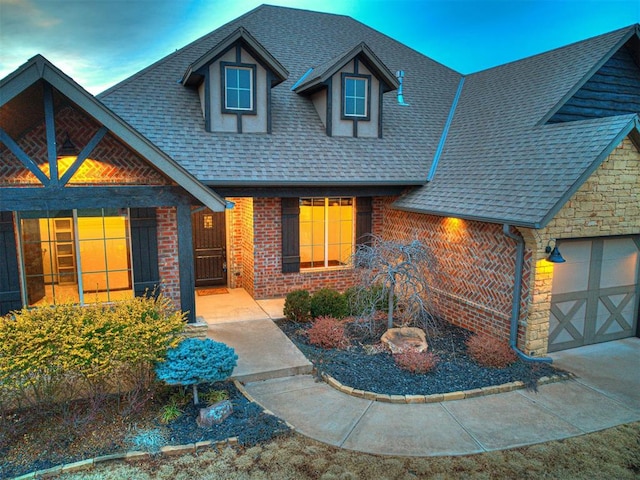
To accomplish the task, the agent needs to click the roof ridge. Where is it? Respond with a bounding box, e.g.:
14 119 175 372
467 24 636 77
98 4 267 99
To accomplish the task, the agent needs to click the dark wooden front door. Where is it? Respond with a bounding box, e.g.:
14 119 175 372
193 209 226 287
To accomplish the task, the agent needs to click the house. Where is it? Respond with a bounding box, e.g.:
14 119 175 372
1 5 638 357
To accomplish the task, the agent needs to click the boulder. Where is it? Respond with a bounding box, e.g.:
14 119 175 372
380 327 428 354
197 400 233 428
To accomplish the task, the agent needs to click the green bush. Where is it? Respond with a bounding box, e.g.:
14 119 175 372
344 284 388 316
0 295 186 410
310 288 348 319
283 289 311 322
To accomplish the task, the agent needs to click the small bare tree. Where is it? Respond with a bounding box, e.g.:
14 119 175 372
351 235 437 331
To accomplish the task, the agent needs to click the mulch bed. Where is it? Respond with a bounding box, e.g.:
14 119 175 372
278 317 567 396
0 382 290 479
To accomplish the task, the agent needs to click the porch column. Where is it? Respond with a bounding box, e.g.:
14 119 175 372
177 202 196 323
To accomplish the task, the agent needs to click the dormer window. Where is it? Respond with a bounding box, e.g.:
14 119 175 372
343 74 369 118
222 63 256 113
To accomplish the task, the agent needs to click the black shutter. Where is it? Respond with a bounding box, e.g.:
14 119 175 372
281 198 300 273
355 197 373 246
130 208 161 297
0 212 22 316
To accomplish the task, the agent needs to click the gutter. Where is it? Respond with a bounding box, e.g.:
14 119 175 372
502 224 553 364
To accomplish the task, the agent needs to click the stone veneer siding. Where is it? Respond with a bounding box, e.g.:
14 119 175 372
248 197 385 298
156 207 181 309
519 135 640 355
382 198 530 344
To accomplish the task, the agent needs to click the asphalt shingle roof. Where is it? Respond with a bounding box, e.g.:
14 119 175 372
99 5 460 186
98 5 639 227
394 25 639 227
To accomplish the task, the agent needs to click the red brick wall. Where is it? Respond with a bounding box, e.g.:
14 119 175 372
0 105 169 186
382 200 526 342
156 207 181 308
226 197 254 293
251 197 387 298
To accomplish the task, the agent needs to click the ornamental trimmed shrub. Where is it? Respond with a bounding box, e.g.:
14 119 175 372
466 334 517 368
283 289 311 322
154 338 238 404
306 316 349 350
394 350 438 374
0 295 185 410
310 288 348 319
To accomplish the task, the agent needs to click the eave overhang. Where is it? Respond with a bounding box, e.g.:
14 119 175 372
181 27 289 87
293 42 400 95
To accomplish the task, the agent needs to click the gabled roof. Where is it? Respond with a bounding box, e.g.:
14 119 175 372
292 42 399 94
394 24 640 228
1 55 228 212
181 27 288 87
99 5 461 187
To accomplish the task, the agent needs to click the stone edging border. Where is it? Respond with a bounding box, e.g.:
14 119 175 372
12 438 239 480
11 381 283 480
319 371 572 404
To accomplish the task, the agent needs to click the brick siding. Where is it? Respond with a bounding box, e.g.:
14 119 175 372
156 207 181 309
382 200 519 342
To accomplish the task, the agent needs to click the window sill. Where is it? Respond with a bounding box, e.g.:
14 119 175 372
300 264 353 273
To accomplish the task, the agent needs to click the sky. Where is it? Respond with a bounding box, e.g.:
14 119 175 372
1 0 639 94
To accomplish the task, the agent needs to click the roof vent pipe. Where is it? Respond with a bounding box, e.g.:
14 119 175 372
395 70 410 106
502 224 553 364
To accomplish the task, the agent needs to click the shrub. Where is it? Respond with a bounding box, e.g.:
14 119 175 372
306 316 349 349
283 289 311 322
394 350 438 374
155 338 238 404
0 295 185 410
310 288 348 319
344 284 389 317
466 334 518 368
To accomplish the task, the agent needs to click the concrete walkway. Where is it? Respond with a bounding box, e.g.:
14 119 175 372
244 338 640 456
197 289 640 456
198 289 312 383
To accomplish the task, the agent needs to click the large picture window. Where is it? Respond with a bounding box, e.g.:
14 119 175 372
299 197 354 269
223 64 255 112
19 208 133 306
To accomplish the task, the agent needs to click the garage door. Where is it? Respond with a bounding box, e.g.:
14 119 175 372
549 236 640 352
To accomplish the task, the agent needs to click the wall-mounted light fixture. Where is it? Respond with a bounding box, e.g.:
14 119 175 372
57 132 78 158
545 239 566 263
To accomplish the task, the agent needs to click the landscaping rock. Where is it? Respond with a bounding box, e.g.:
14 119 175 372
380 327 428 354
197 400 233 428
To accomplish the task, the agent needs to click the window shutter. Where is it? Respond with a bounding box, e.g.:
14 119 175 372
355 197 373 246
130 208 161 297
281 198 300 273
0 212 22 315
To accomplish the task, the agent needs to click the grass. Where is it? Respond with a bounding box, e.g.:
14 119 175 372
56 423 640 479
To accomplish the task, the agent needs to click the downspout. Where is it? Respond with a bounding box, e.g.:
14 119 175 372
503 224 553 363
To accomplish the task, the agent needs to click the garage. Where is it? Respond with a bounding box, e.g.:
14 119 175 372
549 236 640 352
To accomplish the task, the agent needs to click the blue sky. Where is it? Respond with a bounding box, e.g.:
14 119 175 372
1 0 639 94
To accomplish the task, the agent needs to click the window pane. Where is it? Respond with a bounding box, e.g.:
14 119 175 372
238 69 251 89
226 68 238 88
355 98 365 116
345 78 354 96
239 89 251 109
345 98 355 115
355 78 365 96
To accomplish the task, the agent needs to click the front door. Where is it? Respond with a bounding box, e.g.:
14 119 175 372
193 209 226 287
